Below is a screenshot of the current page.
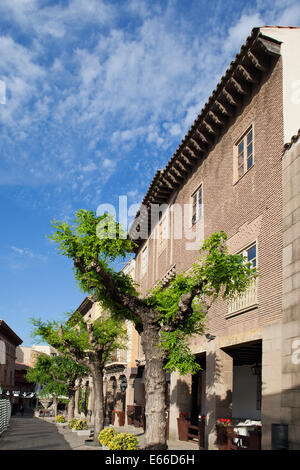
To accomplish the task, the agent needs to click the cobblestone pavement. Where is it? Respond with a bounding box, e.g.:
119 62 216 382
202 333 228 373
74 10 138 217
0 414 200 451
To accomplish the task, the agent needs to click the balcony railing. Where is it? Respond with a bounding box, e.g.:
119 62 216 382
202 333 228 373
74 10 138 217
227 278 258 316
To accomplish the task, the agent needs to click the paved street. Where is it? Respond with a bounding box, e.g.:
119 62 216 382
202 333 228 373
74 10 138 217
0 413 97 450
0 413 199 450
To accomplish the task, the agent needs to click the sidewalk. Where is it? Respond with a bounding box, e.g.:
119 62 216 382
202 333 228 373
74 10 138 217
0 413 200 450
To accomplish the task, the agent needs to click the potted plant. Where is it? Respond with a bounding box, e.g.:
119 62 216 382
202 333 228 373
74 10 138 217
73 418 90 436
216 418 234 450
55 415 66 426
98 427 118 450
68 418 78 429
108 432 139 450
177 412 190 441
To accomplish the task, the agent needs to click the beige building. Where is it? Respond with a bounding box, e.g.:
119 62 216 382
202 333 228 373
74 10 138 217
16 345 58 369
129 27 300 449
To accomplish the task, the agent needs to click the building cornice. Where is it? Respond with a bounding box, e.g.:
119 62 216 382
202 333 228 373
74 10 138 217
0 320 22 346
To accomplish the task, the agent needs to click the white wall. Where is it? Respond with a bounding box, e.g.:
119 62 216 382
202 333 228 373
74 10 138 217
260 27 300 144
232 364 261 420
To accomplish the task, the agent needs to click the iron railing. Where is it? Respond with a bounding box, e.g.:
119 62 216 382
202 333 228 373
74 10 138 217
0 398 11 435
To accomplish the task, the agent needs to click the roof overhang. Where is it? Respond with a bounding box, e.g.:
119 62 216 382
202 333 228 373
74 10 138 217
129 27 282 252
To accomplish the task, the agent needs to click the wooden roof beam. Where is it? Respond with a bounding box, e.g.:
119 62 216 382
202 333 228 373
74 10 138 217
168 167 184 184
178 155 193 171
173 161 188 177
230 75 251 95
208 109 227 127
190 135 208 153
203 118 220 136
222 87 243 106
215 99 235 117
237 64 260 84
247 49 268 72
182 147 197 165
197 128 214 145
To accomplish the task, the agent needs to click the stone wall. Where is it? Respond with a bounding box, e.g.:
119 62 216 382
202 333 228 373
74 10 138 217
281 136 300 449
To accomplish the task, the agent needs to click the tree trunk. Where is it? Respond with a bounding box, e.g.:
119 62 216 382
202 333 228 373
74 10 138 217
91 365 105 442
67 388 76 422
52 395 58 417
74 381 80 417
141 322 167 450
82 380 88 416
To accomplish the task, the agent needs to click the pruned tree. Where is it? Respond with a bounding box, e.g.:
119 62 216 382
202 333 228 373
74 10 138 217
49 209 257 449
31 312 127 441
26 353 88 419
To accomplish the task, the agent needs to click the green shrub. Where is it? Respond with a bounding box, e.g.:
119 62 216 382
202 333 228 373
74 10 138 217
98 427 118 446
55 415 66 423
73 418 88 430
108 433 139 450
69 418 78 428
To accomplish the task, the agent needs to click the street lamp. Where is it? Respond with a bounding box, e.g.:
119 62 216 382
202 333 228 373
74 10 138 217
120 379 127 394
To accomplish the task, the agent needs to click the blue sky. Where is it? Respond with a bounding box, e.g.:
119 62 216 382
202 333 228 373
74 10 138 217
0 0 299 347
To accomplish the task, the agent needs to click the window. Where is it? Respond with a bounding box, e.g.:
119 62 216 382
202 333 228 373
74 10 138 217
192 185 203 224
141 245 148 276
227 242 258 316
159 215 168 252
235 126 253 180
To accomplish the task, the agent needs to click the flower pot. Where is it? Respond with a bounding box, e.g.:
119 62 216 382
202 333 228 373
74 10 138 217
177 418 190 441
117 411 125 427
216 425 235 450
76 429 91 436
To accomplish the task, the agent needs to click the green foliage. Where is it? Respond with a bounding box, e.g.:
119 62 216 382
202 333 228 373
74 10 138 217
107 432 139 450
146 231 257 374
55 415 66 423
30 312 127 366
73 418 88 430
69 418 78 429
48 208 257 378
98 427 118 446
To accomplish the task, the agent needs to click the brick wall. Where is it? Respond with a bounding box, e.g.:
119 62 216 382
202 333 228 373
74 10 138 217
135 55 284 343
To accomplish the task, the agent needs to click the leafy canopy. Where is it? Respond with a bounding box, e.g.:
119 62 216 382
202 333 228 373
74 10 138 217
31 312 127 366
49 210 258 375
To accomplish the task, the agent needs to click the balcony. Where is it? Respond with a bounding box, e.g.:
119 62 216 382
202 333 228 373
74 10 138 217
227 278 258 317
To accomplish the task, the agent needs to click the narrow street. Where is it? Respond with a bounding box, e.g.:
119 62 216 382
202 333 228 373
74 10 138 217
0 412 199 451
0 412 96 450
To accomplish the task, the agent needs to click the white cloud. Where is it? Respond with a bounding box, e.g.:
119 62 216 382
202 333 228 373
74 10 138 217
11 246 47 262
223 13 264 56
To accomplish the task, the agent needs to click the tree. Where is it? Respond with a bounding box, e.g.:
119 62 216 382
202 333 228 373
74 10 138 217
26 353 88 419
49 209 257 449
31 312 127 441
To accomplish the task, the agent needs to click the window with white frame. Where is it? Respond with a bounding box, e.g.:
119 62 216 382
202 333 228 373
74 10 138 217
141 245 148 276
192 185 203 224
227 242 258 315
235 126 254 180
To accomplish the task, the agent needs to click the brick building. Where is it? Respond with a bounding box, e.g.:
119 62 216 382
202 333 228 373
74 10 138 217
0 319 22 393
130 27 300 449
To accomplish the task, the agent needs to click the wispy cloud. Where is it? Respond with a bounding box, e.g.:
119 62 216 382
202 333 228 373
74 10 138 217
11 246 47 262
0 0 299 216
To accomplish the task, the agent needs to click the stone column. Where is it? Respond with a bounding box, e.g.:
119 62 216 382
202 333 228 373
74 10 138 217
261 323 282 449
168 371 192 441
205 340 233 449
280 136 300 449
